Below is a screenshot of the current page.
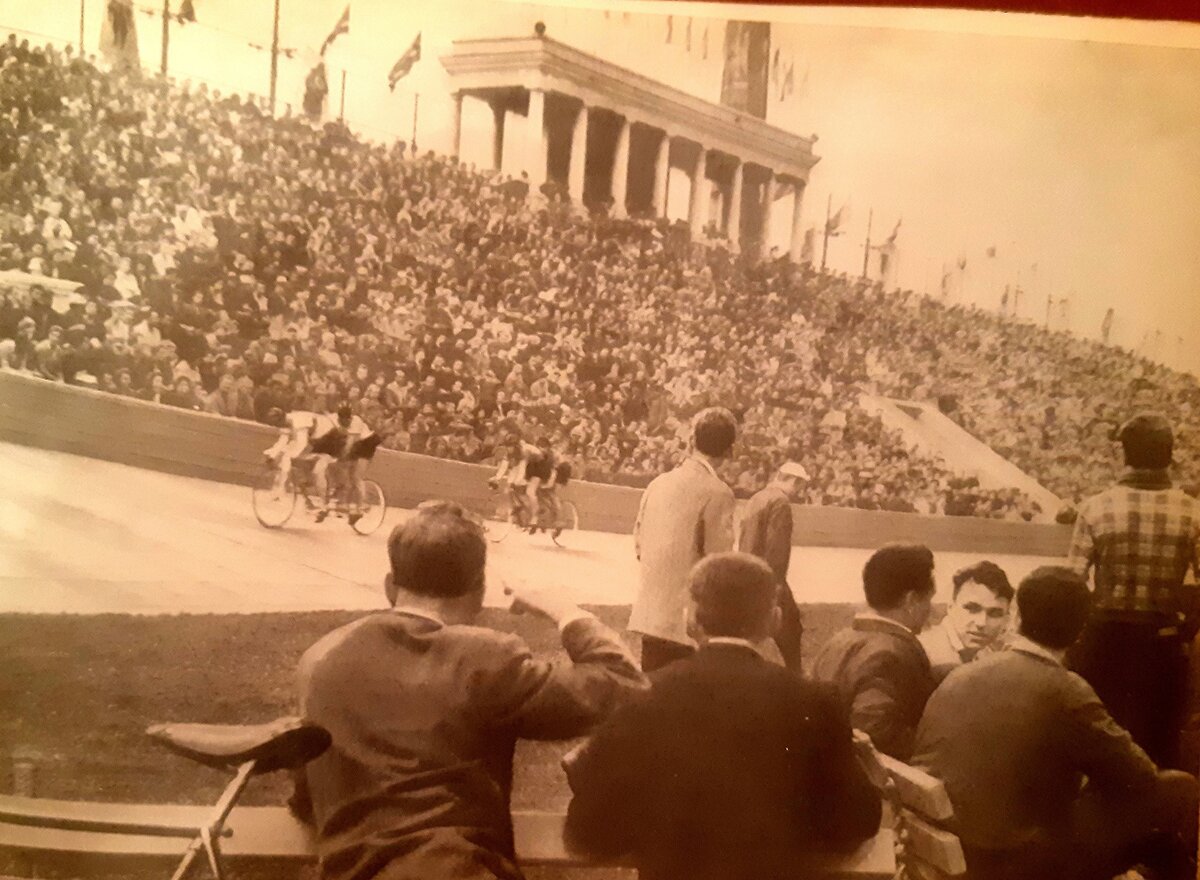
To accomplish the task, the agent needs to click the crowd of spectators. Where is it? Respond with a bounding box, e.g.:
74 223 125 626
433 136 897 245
1 35 1196 519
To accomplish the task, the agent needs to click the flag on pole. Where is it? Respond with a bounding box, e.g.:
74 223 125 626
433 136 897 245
177 0 196 24
885 218 901 245
779 61 795 102
1101 307 1114 343
387 33 421 91
320 5 350 56
826 202 850 234
100 0 139 70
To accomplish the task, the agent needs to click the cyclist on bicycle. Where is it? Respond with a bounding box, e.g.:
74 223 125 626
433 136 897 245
489 433 542 528
262 406 341 512
332 403 382 526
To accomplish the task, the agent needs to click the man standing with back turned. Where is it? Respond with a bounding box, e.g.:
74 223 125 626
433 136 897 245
1068 412 1200 767
739 460 810 671
630 407 738 672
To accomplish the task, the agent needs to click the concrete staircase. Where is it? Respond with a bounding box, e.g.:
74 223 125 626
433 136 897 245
859 394 1062 521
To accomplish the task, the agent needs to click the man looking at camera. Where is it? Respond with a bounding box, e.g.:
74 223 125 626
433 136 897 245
919 561 1014 683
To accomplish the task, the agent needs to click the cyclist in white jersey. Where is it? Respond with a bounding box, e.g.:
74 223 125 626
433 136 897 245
263 407 341 511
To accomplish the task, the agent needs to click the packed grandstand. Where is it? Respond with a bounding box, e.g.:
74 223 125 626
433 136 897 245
2 36 1198 519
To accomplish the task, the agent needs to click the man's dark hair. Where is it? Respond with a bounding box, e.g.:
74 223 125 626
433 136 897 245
689 553 777 639
1016 566 1091 650
693 407 737 459
951 561 1014 603
1119 412 1173 470
387 507 486 599
863 544 935 611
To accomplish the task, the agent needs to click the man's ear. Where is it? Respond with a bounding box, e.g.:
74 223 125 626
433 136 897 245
767 604 783 639
383 571 398 607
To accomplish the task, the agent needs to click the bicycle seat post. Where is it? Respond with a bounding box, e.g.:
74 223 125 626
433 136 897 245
168 758 256 880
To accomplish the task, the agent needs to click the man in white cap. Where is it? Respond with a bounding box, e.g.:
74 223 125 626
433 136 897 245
738 460 809 671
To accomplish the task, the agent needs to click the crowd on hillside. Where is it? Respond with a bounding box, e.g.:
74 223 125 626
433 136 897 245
1 35 1196 518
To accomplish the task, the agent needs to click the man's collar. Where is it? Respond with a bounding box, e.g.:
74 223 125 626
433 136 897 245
1007 635 1063 666
688 454 720 480
937 616 966 654
392 605 445 627
1118 467 1172 491
854 610 917 638
704 637 774 661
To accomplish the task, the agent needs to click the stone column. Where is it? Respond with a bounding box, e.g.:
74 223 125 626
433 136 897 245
727 159 743 251
688 145 708 235
789 178 807 262
653 131 670 217
568 102 588 203
610 116 631 218
449 92 463 160
490 101 505 171
526 88 547 188
759 170 776 256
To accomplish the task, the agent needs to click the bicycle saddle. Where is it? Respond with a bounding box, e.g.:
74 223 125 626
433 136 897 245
146 716 331 774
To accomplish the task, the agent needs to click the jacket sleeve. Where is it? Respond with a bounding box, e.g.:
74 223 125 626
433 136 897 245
478 617 648 741
1065 672 1160 797
763 500 794 584
1066 508 1095 580
702 486 736 556
847 652 920 761
805 691 884 853
563 700 649 859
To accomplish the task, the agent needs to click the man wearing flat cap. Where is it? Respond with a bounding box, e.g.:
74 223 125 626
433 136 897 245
630 407 738 672
1067 412 1200 767
738 460 809 671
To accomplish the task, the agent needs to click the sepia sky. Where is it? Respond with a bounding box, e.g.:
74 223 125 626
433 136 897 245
10 0 1200 375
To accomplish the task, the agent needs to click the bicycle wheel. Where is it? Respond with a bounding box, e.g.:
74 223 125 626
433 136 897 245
252 468 297 528
350 480 388 536
551 500 579 546
487 495 515 544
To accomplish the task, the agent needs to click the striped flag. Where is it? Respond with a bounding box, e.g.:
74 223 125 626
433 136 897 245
320 5 349 56
388 33 422 91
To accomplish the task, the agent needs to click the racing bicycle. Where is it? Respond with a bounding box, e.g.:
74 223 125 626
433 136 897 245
251 456 387 535
486 483 579 546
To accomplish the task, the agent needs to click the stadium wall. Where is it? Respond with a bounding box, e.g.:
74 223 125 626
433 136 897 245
0 371 1072 555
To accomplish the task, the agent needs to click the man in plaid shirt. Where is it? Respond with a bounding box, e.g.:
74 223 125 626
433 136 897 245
1067 412 1200 767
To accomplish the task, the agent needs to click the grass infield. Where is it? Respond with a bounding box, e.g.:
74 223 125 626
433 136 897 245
0 604 858 878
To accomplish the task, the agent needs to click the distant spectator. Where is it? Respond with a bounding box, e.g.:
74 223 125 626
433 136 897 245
566 553 882 880
811 544 937 760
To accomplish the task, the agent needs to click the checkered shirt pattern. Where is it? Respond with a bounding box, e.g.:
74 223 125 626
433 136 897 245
1067 485 1200 616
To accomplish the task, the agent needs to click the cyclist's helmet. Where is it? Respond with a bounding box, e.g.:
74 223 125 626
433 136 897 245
266 407 286 428
336 403 353 427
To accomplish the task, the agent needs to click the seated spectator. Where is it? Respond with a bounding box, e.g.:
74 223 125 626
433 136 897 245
292 504 646 880
565 552 882 880
914 566 1198 880
811 544 937 760
919 561 1013 683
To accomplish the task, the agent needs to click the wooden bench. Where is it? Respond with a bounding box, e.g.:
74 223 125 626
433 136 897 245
852 733 968 880
0 796 896 878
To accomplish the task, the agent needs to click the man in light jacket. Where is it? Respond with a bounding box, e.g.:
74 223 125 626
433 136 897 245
629 407 737 672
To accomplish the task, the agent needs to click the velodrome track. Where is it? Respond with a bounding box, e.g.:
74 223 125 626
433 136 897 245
0 440 1067 615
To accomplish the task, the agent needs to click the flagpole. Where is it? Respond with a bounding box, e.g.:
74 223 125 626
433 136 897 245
821 194 831 271
79 0 85 52
412 92 420 151
339 70 346 121
160 0 170 75
268 0 280 116
861 208 872 279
